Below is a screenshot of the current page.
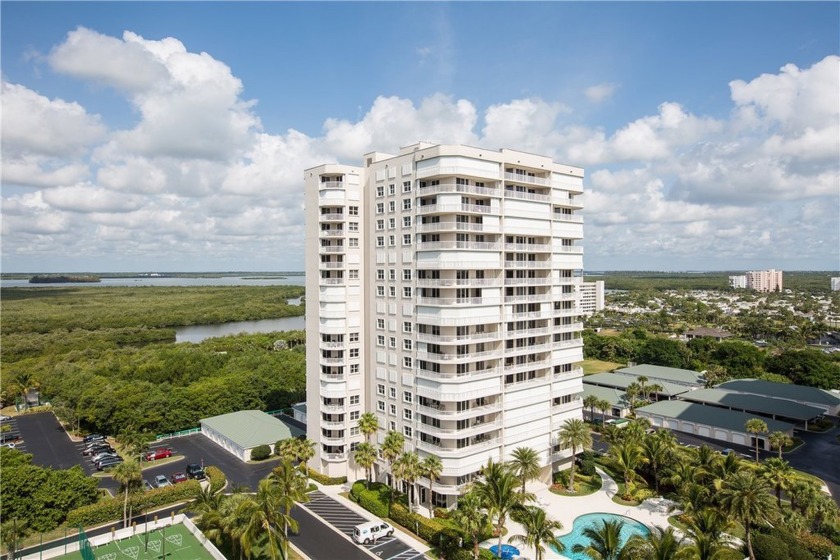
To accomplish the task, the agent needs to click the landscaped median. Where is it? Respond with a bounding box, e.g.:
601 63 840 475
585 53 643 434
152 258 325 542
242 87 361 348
68 466 225 527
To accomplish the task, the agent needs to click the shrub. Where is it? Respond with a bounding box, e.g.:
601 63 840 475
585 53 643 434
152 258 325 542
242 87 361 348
351 481 390 518
305 466 347 486
433 507 450 519
205 465 226 493
250 445 272 461
796 531 834 559
751 533 790 560
553 470 570 487
67 480 200 527
578 451 596 476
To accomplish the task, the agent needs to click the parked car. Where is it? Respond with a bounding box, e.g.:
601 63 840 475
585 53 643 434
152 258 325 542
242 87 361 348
83 434 106 444
154 475 172 488
143 447 173 461
3 442 16 449
170 472 188 484
91 451 119 463
0 415 11 422
0 432 20 443
97 456 124 470
352 521 394 544
143 479 154 491
186 463 206 480
83 444 114 456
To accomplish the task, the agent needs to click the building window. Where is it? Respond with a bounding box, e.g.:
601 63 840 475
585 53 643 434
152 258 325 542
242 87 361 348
377 186 384 197
390 387 397 398
389 269 396 281
376 203 384 214
403 199 412 211
403 322 413 333
377 319 385 329
377 236 384 247
389 286 396 297
378 401 385 411
389 201 396 213
377 384 385 395
389 337 397 348
377 286 385 297
377 335 385 346
404 357 413 369
390 421 397 431
349 269 359 279
403 409 412 420
403 234 412 245
376 219 384 231
389 184 396 195
349 348 359 358
389 404 397 415
403 287 412 298
348 206 359 215
403 426 412 438
403 270 412 281
403 216 412 228
389 235 396 246
349 332 359 342
403 339 413 350
349 222 359 231
350 364 359 373
403 391 413 403
350 410 360 421
350 426 360 436
389 218 396 229
377 269 385 280
350 442 359 451
350 395 359 405
403 181 412 192
349 238 359 247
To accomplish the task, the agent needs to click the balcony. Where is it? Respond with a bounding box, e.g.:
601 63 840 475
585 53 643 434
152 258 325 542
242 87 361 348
417 296 502 306
322 452 347 462
321 420 345 429
319 245 345 254
415 331 500 344
319 340 345 349
503 293 551 304
556 246 584 255
503 189 550 203
417 383 501 402
416 221 498 233
416 401 501 419
553 194 585 208
552 398 583 414
319 181 345 189
504 260 552 269
416 365 500 383
320 373 345 382
319 309 346 319
553 321 583 333
553 339 584 350
319 356 345 365
320 213 345 221
417 419 501 437
505 343 551 357
320 404 345 413
319 229 344 237
504 277 551 286
319 262 344 269
416 278 502 288
552 213 584 224
503 360 550 375
415 165 501 181
416 241 500 251
506 310 550 320
417 182 500 198
416 348 498 362
505 326 550 337
416 203 493 215
319 278 345 286
414 260 502 270
321 435 346 445
415 437 500 457
504 172 551 186
554 366 584 379
504 243 551 252
415 313 501 327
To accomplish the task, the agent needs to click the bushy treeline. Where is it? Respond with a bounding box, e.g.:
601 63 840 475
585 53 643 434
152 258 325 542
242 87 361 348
1 286 307 435
586 270 839 293
584 329 840 389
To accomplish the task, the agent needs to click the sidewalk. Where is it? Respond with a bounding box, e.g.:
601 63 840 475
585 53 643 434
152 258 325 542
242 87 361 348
313 480 433 555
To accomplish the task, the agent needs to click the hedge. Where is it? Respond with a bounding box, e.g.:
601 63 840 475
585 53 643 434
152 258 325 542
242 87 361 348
350 481 390 518
67 481 200 527
251 445 272 461
205 466 226 494
305 466 347 486
751 533 791 560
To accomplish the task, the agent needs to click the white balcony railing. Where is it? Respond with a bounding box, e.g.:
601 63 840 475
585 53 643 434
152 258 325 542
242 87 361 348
416 241 500 251
319 246 345 253
504 189 551 203
415 437 500 457
415 165 501 181
320 213 344 221
504 172 551 186
319 181 345 189
319 230 344 237
416 203 493 215
417 182 500 198
417 296 502 306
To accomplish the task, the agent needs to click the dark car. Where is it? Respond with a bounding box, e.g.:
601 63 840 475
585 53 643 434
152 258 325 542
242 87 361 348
186 463 206 480
170 472 188 484
83 434 106 444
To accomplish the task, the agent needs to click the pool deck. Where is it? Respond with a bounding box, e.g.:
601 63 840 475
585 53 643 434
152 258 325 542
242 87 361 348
481 467 680 560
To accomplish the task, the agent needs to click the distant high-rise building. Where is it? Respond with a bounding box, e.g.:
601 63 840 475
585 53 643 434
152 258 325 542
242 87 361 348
579 280 605 316
831 277 840 291
304 143 586 507
729 270 782 292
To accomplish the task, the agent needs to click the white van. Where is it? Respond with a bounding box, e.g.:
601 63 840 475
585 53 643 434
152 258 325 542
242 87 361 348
352 521 394 544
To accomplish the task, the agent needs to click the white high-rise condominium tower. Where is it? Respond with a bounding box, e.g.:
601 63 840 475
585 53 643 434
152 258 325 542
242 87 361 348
304 143 585 508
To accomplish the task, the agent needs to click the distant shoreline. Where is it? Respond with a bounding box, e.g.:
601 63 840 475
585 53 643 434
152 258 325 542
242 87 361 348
29 275 100 284
2 271 305 280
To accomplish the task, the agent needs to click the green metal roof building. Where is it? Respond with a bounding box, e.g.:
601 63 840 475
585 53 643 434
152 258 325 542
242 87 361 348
584 372 693 398
615 364 706 387
635 400 794 449
718 379 840 416
200 410 298 462
581 384 632 418
680 388 824 425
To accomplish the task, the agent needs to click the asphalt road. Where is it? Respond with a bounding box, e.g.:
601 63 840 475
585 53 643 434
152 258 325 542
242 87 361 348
290 506 373 560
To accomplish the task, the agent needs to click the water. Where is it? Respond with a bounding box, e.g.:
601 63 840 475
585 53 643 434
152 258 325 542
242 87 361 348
554 513 650 559
175 315 306 343
0 275 305 288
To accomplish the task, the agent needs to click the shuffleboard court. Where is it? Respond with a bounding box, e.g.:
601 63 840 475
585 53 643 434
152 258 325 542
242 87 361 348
57 523 216 560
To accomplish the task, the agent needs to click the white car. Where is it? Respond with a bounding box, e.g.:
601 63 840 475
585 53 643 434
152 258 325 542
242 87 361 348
3 442 16 449
0 415 11 422
352 521 394 545
154 475 172 488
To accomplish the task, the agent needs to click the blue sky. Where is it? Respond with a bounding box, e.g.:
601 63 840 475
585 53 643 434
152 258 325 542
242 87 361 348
2 2 838 272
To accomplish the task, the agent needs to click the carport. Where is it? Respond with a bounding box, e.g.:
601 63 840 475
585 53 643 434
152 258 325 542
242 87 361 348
680 388 824 428
200 410 300 462
635 400 794 449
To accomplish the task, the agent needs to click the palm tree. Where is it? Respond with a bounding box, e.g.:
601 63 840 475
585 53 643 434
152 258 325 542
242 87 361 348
583 394 599 422
622 526 685 560
608 439 646 498
718 470 778 560
358 412 379 445
744 418 768 463
759 457 795 508
625 382 643 410
710 452 743 491
118 429 152 463
557 418 592 491
768 431 792 459
1 518 29 560
597 398 612 425
296 438 316 465
451 491 490 560
392 451 421 509
354 442 377 488
276 438 298 462
508 506 565 560
510 447 541 495
269 459 309 559
111 459 142 528
236 479 280 560
682 508 732 560
380 430 404 513
641 430 676 493
636 375 650 402
787 479 820 515
187 485 228 550
571 518 626 560
474 460 533 558
421 454 442 516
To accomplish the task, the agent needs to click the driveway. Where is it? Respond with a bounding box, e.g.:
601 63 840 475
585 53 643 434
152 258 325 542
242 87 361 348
13 412 81 470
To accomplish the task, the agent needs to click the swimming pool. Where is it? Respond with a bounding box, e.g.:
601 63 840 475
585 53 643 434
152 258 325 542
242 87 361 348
553 513 650 560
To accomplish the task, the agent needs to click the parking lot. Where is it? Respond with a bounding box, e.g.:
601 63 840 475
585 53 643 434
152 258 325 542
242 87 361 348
302 490 426 560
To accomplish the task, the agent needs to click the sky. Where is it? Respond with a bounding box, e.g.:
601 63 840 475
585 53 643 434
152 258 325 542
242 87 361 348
1 2 839 273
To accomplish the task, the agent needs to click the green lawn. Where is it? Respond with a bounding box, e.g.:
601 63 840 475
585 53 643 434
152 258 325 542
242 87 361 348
58 523 216 560
581 358 625 375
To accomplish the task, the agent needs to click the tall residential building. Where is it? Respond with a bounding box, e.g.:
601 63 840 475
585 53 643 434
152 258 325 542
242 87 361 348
729 270 783 292
831 277 840 291
304 143 585 508
579 280 605 316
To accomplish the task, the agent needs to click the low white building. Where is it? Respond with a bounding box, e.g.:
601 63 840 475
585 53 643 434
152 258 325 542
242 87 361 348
200 410 299 462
